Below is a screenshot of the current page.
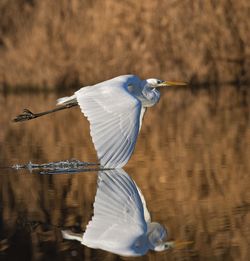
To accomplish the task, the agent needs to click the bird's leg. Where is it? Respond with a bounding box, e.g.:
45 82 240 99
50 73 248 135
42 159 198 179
13 102 78 122
13 109 36 122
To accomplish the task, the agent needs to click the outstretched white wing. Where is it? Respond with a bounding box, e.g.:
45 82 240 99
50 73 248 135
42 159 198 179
82 169 149 256
75 75 143 168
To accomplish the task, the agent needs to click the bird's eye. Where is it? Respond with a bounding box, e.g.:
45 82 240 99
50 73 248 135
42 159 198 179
164 243 170 250
157 80 162 84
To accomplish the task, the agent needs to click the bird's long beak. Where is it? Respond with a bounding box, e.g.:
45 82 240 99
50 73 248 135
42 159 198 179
156 81 188 87
166 240 193 249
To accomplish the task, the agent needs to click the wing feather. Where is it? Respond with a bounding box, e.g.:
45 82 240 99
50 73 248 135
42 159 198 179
75 75 143 168
82 169 148 255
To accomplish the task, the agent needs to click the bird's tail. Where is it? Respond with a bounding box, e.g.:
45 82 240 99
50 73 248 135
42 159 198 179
61 230 83 242
57 94 77 105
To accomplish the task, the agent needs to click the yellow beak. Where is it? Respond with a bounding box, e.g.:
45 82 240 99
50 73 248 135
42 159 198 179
157 81 188 87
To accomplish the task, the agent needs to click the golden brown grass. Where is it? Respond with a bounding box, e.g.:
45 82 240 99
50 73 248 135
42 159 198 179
0 0 249 90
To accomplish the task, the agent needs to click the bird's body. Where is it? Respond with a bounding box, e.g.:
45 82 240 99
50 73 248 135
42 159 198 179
14 75 186 168
56 75 161 168
57 75 160 108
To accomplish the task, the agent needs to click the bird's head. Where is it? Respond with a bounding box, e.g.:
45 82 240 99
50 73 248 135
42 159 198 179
153 240 194 251
145 78 187 88
139 78 187 107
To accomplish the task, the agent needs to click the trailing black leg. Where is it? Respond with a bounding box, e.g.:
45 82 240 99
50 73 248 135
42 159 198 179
13 102 78 122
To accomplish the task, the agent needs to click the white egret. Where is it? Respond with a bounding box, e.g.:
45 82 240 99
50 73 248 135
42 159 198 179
62 169 191 256
14 75 186 168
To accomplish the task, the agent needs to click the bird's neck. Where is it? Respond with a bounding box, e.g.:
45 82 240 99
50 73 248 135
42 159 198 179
128 81 160 107
141 85 160 107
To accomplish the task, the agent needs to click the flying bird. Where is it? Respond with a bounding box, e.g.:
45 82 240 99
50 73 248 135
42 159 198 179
14 75 186 168
62 169 191 256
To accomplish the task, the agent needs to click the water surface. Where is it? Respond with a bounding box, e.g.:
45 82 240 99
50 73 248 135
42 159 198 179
0 86 249 260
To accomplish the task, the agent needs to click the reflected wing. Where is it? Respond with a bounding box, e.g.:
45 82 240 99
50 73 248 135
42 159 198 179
82 169 148 255
75 75 142 168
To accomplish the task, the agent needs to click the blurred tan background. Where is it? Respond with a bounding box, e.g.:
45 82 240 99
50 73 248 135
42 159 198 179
0 0 250 90
0 1 250 261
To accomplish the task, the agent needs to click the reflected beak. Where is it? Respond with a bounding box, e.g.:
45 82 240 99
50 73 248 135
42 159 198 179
170 240 194 249
156 81 188 87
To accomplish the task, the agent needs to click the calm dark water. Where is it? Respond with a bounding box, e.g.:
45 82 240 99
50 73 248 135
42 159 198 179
0 86 249 261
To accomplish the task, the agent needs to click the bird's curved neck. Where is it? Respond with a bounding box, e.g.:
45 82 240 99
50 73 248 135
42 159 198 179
127 80 160 107
141 84 160 107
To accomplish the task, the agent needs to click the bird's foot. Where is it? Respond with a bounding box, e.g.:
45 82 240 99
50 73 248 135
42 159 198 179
13 109 37 122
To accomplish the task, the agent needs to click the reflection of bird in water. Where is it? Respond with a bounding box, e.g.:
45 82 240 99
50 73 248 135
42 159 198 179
62 169 192 256
14 75 186 168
